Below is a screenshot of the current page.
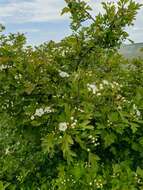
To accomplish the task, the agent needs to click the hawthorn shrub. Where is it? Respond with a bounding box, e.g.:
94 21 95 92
0 0 143 189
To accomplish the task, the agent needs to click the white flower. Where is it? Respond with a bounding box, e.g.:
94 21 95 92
59 122 68 131
102 80 109 85
136 110 141 117
59 70 69 78
71 119 77 128
44 106 53 113
5 148 10 155
0 64 12 71
133 104 141 117
133 104 137 110
88 135 92 139
0 64 7 71
87 83 98 94
34 106 54 117
31 115 35 120
116 94 122 100
78 108 84 112
111 83 114 89
113 81 119 86
117 105 122 110
70 116 74 121
35 108 45 117
99 83 104 90
16 141 20 146
97 92 101 96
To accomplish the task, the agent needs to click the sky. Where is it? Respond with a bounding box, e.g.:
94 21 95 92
0 0 142 46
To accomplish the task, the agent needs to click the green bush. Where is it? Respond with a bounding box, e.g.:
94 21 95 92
0 0 143 189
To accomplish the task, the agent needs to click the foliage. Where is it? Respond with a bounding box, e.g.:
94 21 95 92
0 0 143 189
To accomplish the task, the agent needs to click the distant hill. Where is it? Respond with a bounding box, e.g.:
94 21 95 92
119 43 143 59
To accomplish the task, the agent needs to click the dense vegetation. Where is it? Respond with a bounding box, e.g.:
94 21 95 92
0 0 143 189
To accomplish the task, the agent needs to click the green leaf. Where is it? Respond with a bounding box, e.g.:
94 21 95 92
61 134 76 163
71 163 85 180
42 133 55 156
78 120 94 130
136 167 143 177
139 137 143 146
103 132 116 148
61 7 70 15
130 123 139 133
108 112 119 122
24 81 35 95
31 120 42 126
0 181 4 190
118 111 129 124
75 135 86 150
88 152 100 167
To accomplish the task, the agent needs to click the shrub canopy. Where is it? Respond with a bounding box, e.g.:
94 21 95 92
0 0 143 189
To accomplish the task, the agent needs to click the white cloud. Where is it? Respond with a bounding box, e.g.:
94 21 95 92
0 0 142 25
0 0 67 23
0 0 142 43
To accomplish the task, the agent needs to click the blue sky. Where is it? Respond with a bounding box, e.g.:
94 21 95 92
0 0 142 46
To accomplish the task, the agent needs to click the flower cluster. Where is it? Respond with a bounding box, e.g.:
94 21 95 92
94 179 103 189
87 80 122 96
75 106 84 113
102 80 122 91
14 74 22 80
31 106 54 120
70 116 77 128
59 122 68 131
59 70 70 78
88 135 100 147
107 119 113 127
133 104 141 117
87 83 98 94
58 118 78 132
0 64 12 71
